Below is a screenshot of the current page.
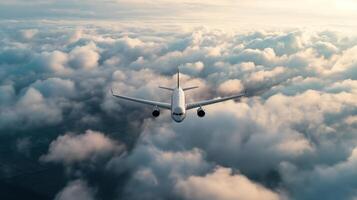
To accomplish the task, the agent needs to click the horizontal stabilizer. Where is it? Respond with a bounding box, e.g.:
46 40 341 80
183 86 199 91
159 86 174 91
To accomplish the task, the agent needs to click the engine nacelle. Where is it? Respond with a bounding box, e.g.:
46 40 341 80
152 107 160 117
197 107 205 117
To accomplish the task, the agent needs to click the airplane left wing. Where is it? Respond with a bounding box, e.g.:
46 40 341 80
186 93 246 110
112 89 171 109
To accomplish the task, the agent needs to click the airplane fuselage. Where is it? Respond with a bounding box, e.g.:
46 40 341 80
171 87 186 122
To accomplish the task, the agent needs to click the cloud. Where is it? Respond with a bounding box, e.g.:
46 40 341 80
0 83 72 129
41 130 124 164
19 29 39 41
175 167 282 200
13 87 63 127
68 42 100 70
107 145 211 200
54 179 96 200
33 50 71 74
218 79 244 95
181 61 205 75
1 21 357 200
248 66 286 83
279 147 357 199
31 77 75 98
2 0 357 28
0 84 15 105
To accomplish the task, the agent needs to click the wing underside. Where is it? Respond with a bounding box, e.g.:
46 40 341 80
112 90 171 109
186 93 245 110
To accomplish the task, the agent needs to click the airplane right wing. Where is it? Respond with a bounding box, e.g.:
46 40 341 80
112 89 171 109
186 92 246 110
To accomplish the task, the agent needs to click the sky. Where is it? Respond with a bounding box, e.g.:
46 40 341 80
0 1 357 200
1 0 357 28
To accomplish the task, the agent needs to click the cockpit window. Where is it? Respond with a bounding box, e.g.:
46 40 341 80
173 112 183 116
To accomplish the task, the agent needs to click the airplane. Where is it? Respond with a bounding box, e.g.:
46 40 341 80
111 69 246 123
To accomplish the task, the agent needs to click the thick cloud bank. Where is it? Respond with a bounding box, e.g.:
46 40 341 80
0 22 357 200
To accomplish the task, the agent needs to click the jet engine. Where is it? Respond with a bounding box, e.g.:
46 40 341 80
197 107 205 117
152 107 160 117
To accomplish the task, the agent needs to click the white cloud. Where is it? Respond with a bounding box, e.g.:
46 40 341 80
175 167 282 200
181 61 205 75
248 66 286 83
55 179 96 200
16 87 63 126
41 130 123 164
69 43 99 70
218 79 244 95
31 77 75 98
35 50 71 74
330 45 357 74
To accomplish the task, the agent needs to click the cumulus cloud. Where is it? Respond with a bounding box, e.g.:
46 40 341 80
181 61 205 75
175 167 282 200
34 50 71 74
218 79 244 95
5 87 63 128
41 130 124 164
0 82 73 129
31 77 76 98
279 147 357 199
68 43 100 70
107 145 211 200
54 179 96 200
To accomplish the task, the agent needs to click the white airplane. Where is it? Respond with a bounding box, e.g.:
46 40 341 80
112 69 246 123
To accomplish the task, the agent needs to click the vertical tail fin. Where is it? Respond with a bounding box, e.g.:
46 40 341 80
177 67 180 88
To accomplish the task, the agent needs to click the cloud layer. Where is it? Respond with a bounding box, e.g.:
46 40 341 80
0 21 357 200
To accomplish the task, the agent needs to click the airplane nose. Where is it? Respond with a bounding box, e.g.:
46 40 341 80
172 107 186 122
173 115 185 123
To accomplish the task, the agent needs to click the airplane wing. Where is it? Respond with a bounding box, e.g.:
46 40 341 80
112 89 171 109
186 93 246 110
